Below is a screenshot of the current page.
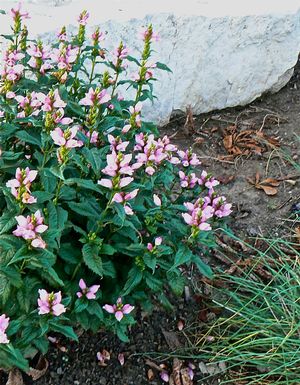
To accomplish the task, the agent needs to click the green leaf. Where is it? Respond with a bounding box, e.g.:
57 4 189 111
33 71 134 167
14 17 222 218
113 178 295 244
47 165 65 180
32 191 54 203
74 299 88 313
50 323 78 341
116 326 129 343
100 244 116 255
8 246 29 265
122 266 143 296
68 201 100 219
102 260 116 278
156 62 172 73
167 272 185 295
191 254 213 278
145 272 163 292
81 147 103 175
67 101 85 117
170 245 192 270
82 243 103 276
15 130 41 146
64 178 100 192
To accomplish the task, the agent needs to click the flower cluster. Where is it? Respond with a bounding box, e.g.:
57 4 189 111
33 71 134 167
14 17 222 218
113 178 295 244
183 189 232 236
134 133 178 175
103 298 134 322
6 167 37 204
0 4 231 373
0 314 10 344
13 210 48 248
38 290 66 316
77 279 100 300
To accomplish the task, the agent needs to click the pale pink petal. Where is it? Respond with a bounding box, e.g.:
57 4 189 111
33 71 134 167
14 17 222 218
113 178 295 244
103 304 115 314
115 311 124 322
79 278 86 290
98 179 113 189
122 304 134 315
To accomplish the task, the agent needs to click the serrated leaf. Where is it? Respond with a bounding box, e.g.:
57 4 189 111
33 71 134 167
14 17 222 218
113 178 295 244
82 243 103 276
122 266 143 296
50 323 78 341
15 130 41 146
192 254 213 278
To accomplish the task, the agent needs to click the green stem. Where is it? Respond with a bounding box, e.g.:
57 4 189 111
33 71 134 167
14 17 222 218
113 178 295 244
89 57 96 84
71 261 82 280
54 179 63 205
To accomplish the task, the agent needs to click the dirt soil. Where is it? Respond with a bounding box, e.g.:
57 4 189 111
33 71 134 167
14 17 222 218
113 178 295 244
163 59 300 238
1 62 299 385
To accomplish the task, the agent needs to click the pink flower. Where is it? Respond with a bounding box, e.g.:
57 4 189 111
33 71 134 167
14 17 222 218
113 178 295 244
88 130 99 144
112 189 139 204
212 196 232 218
6 91 16 99
38 289 66 316
77 279 100 300
13 210 48 248
108 135 129 152
50 126 83 149
103 297 134 322
179 171 199 189
11 3 29 22
147 236 162 252
0 314 10 344
188 363 195 380
98 178 113 189
153 194 161 206
178 149 201 167
0 110 4 118
6 167 37 204
198 171 219 189
57 26 67 42
112 44 129 68
51 43 79 72
41 89 66 112
92 27 105 44
79 87 110 107
118 353 125 366
140 27 160 42
77 10 89 26
112 189 139 215
128 102 142 128
160 371 169 382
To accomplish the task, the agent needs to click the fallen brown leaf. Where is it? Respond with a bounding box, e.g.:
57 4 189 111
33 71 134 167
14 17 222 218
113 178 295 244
223 125 280 157
161 329 181 350
27 356 49 381
247 172 280 196
147 368 155 381
183 106 195 135
6 369 23 385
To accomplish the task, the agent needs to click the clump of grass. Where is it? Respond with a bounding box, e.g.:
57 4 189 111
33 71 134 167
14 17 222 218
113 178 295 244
195 236 300 384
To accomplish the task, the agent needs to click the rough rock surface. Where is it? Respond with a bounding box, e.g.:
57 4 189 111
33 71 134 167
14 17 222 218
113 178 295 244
0 0 300 125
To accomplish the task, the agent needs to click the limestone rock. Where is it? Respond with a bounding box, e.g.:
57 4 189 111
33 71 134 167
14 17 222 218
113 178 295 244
0 0 299 125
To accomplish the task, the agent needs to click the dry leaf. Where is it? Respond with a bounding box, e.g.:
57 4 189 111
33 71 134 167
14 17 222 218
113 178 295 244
183 106 195 135
180 367 193 385
294 227 300 243
177 319 185 331
223 125 280 157
6 370 23 385
147 369 155 381
247 172 280 196
169 358 183 385
27 356 49 381
161 329 181 350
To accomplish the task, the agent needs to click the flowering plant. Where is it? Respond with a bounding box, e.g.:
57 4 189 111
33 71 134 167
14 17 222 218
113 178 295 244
0 4 231 374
